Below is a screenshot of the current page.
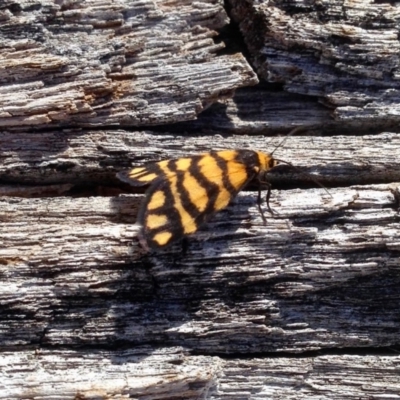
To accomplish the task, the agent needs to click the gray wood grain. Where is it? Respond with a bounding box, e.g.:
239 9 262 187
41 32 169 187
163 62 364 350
1 131 399 186
1 185 399 353
0 0 256 129
1 0 400 398
3 349 400 399
231 0 400 122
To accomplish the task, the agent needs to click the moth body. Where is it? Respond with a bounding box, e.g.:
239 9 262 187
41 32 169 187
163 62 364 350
117 150 277 250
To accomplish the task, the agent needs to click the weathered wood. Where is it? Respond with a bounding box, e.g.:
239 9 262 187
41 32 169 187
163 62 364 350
1 131 399 186
1 347 220 399
168 86 340 134
3 349 400 399
2 1 400 398
1 184 399 352
0 0 257 129
219 354 400 399
230 0 400 122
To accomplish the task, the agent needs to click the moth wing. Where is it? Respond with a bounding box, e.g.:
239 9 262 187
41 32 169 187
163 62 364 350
195 152 253 213
116 160 170 186
139 154 254 249
138 171 195 249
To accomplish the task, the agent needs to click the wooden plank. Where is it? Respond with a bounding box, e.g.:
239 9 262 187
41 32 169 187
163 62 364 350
219 355 400 399
0 131 399 186
231 0 400 121
2 349 400 399
1 347 219 399
0 0 257 129
1 1 400 398
1 184 399 352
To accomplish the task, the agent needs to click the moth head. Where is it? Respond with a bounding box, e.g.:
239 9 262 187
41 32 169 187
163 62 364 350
256 151 278 172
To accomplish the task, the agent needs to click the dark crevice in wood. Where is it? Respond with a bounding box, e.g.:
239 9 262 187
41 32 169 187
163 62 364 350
191 345 400 359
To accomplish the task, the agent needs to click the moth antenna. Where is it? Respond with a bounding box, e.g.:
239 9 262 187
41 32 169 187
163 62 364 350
270 126 304 156
274 158 332 198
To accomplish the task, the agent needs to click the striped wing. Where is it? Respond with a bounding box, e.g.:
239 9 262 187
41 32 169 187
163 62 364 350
117 158 174 186
124 150 257 249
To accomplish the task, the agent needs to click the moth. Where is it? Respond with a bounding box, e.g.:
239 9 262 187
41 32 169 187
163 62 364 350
117 149 280 251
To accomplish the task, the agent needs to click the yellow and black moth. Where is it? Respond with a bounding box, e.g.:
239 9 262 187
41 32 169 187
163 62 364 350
117 149 279 251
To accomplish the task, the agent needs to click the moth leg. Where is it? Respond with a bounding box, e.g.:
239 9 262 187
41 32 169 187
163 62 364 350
257 184 267 224
257 178 277 225
264 182 276 215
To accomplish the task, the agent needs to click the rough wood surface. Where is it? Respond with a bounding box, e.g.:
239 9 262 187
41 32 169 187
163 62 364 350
1 184 399 353
2 347 220 399
219 355 400 399
167 86 347 134
2 1 400 398
1 131 399 186
230 0 400 122
3 349 400 399
0 0 257 129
